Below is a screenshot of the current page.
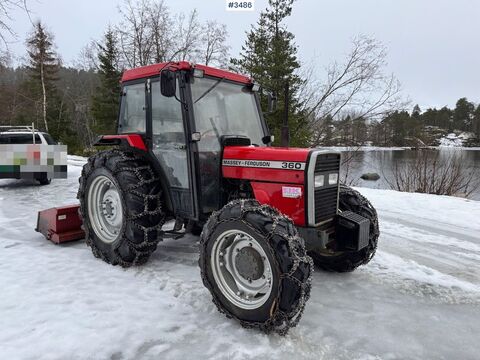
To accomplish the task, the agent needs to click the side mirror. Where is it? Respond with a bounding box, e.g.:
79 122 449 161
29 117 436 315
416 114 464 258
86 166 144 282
267 92 277 113
262 135 275 145
160 70 176 97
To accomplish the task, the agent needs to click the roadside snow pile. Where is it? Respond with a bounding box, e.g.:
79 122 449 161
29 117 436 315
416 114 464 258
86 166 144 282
1 157 480 360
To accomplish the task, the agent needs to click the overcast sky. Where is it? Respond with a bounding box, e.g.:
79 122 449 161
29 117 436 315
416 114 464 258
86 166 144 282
7 0 480 109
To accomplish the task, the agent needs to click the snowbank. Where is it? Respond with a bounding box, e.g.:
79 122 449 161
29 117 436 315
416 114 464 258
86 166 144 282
1 157 479 359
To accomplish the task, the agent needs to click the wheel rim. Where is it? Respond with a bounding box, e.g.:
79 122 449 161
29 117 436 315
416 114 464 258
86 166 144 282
211 229 273 310
87 175 123 244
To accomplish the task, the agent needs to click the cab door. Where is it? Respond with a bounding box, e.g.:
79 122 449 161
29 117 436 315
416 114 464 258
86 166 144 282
149 78 195 218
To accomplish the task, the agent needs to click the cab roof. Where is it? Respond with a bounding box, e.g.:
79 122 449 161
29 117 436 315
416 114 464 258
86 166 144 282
121 61 252 85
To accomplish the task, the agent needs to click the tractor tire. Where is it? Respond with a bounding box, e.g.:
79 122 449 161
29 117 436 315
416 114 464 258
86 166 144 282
309 185 379 272
77 149 165 267
199 199 313 335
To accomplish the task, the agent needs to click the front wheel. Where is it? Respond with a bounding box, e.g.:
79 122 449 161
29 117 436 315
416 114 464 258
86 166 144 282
199 199 313 335
309 185 380 272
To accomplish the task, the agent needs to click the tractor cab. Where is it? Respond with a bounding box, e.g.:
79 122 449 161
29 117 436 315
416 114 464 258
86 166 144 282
114 62 270 222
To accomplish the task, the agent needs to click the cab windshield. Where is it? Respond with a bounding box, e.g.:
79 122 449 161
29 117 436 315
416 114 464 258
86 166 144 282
191 77 265 151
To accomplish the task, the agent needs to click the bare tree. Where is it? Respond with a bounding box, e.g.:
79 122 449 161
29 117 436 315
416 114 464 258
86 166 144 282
0 0 29 64
201 20 229 67
298 36 408 146
148 0 173 63
115 1 228 68
384 150 480 197
339 145 363 186
74 40 99 71
174 9 201 62
117 0 154 68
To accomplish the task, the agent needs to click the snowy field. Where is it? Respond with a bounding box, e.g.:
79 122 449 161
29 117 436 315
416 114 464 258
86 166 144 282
1 156 480 360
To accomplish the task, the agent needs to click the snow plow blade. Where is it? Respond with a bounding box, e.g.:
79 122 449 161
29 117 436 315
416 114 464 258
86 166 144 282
35 205 84 244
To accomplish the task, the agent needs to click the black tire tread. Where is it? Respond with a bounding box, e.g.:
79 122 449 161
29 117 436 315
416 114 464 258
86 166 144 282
199 199 313 335
77 149 165 267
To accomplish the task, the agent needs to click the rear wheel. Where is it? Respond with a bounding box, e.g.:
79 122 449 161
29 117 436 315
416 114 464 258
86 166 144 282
77 149 165 267
309 185 379 272
199 199 313 335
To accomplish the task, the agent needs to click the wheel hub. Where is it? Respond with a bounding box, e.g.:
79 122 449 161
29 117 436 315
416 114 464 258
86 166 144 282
235 247 264 281
87 175 123 244
210 229 273 310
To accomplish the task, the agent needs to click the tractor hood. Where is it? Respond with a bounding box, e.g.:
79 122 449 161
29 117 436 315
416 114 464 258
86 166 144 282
222 146 312 184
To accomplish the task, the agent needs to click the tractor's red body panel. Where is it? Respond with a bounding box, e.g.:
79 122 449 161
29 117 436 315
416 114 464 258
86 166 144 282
250 182 306 226
102 134 147 151
122 61 252 84
222 146 311 226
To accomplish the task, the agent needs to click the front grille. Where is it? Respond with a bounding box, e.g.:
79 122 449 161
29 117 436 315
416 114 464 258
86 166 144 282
315 153 341 172
314 188 338 223
312 153 340 224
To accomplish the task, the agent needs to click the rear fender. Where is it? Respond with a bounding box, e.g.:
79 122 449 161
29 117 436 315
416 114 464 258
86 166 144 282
93 134 175 216
94 134 147 151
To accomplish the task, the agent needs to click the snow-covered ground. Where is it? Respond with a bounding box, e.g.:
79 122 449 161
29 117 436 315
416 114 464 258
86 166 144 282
1 157 480 360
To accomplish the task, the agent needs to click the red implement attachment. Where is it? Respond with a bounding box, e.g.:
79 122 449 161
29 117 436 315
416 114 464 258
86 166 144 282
36 204 85 244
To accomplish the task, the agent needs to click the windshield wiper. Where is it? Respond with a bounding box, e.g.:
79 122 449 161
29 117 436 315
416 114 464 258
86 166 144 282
194 77 225 104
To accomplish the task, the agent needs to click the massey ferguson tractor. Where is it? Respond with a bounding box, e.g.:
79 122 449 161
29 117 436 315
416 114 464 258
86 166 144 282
73 62 379 334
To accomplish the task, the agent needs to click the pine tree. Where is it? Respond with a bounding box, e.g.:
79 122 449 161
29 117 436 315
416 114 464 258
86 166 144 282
25 21 60 133
453 97 474 131
91 28 121 135
473 105 480 140
412 104 421 118
231 0 308 146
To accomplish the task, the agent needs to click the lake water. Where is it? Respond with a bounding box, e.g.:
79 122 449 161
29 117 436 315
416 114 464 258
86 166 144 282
338 148 480 200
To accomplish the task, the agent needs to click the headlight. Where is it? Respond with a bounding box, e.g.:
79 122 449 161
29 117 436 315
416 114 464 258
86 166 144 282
328 173 338 185
314 174 324 187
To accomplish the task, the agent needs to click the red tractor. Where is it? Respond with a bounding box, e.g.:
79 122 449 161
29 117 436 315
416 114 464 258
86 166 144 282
76 62 379 334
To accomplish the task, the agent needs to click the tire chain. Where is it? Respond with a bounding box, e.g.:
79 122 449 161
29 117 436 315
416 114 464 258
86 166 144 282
77 149 166 267
200 199 314 335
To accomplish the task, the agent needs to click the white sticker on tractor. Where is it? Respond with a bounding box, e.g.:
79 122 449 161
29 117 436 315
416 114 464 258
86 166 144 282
282 186 302 198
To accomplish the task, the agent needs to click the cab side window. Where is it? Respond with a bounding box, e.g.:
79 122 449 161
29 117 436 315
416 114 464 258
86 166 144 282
151 79 188 189
151 80 184 144
119 82 146 133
